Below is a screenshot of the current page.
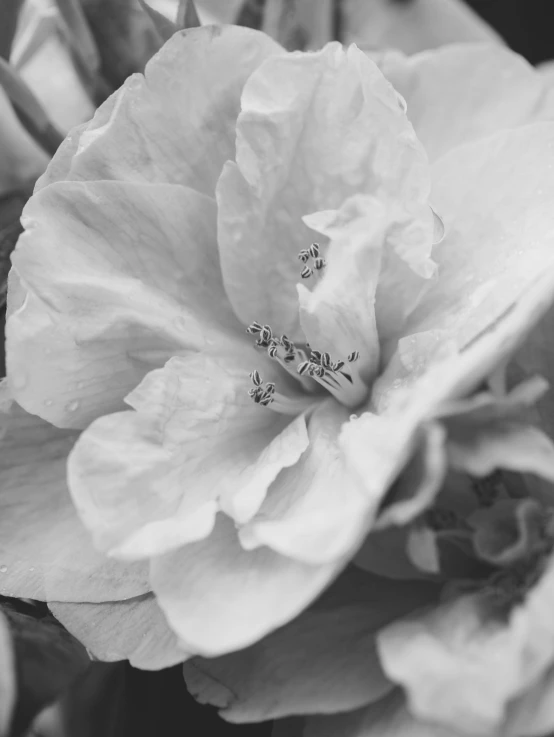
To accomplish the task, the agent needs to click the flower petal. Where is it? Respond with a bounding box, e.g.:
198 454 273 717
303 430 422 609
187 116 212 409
380 44 547 162
378 556 554 734
183 568 437 721
7 179 237 428
50 595 188 670
51 26 283 194
217 41 429 337
68 350 308 559
297 197 383 384
504 663 554 737
239 400 369 564
304 690 462 737
150 513 342 656
0 387 149 602
406 123 554 350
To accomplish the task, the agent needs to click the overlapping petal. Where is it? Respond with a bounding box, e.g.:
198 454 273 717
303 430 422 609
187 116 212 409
7 179 238 428
150 514 342 656
379 44 548 162
182 568 438 721
50 595 188 670
41 26 283 194
239 400 368 564
68 349 308 558
0 386 149 603
377 556 554 734
406 123 554 349
217 41 430 338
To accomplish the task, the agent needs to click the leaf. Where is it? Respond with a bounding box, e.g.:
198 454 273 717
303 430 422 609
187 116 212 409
0 58 63 155
0 0 24 60
0 611 16 737
136 0 177 42
80 0 167 90
0 598 90 737
236 0 268 31
0 191 27 307
176 0 201 29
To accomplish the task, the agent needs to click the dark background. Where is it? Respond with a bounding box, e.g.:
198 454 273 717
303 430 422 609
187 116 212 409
465 0 552 64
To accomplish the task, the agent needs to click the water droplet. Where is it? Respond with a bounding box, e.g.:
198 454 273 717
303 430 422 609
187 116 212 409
0 565 8 573
65 399 80 413
29 567 35 572
44 399 53 407
11 374 27 389
174 316 188 331
349 414 358 421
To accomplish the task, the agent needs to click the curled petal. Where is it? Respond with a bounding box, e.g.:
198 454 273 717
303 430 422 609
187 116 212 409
239 401 369 565
218 41 429 337
380 44 547 162
183 568 437 721
68 350 308 559
150 514 342 656
0 386 148 602
7 180 238 428
45 25 283 194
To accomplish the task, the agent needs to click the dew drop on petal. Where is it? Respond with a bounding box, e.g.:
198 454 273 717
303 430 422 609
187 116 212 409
44 399 53 407
65 400 80 413
173 316 188 331
0 565 7 573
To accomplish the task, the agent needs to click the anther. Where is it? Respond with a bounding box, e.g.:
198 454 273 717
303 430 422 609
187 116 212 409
313 257 326 271
250 370 262 386
301 266 313 279
309 243 320 258
246 321 263 335
298 249 310 263
348 351 359 362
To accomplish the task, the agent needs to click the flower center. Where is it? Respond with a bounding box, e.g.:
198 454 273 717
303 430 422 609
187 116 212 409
245 242 370 413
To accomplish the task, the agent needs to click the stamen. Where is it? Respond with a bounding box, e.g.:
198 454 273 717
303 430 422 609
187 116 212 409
296 348 367 408
298 242 326 283
248 372 315 415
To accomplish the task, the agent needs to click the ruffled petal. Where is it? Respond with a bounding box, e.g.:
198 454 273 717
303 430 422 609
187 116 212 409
68 350 308 559
239 400 369 564
377 556 554 734
380 44 547 162
49 26 283 195
0 388 149 602
150 514 342 656
304 690 463 737
7 179 238 428
406 123 554 350
217 41 429 337
50 595 188 670
182 568 437 721
298 197 383 386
